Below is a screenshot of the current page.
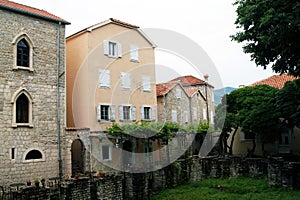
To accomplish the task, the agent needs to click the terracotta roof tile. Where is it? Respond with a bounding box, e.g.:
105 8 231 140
171 75 205 86
110 18 139 28
0 0 70 24
156 81 178 96
250 74 297 89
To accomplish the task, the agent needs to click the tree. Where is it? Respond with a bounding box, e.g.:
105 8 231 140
216 85 280 156
231 0 300 76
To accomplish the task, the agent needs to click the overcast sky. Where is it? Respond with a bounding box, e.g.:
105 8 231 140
13 0 275 88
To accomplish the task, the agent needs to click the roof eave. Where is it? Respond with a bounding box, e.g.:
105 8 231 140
0 4 70 25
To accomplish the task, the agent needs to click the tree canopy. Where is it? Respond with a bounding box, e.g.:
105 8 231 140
231 0 300 76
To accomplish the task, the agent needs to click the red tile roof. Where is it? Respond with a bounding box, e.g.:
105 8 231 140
171 75 205 86
250 74 297 89
156 81 178 96
0 0 70 24
110 18 139 28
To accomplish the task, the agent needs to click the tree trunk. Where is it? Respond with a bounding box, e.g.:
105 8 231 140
228 127 238 155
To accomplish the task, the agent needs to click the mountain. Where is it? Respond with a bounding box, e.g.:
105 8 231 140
214 87 237 105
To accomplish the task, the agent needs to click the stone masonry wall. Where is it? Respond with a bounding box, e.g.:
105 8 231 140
0 9 66 185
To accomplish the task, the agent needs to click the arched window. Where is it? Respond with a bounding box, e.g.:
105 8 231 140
16 93 29 123
12 33 34 71
25 150 42 160
17 39 29 67
11 88 33 127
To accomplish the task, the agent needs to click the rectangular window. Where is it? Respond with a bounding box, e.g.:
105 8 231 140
123 106 131 120
99 69 110 88
193 107 197 119
102 145 111 161
172 110 177 123
11 148 15 160
97 104 115 121
130 45 139 62
184 111 188 123
104 40 122 58
142 76 151 92
144 107 150 120
203 108 207 121
121 72 131 89
176 88 181 99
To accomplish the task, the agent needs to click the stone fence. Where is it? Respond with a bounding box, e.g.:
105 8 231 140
1 156 299 200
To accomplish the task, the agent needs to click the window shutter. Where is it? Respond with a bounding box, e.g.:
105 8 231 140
130 45 139 61
121 72 131 89
151 106 156 121
203 108 207 121
119 106 124 121
140 106 144 120
97 104 101 121
142 76 151 91
117 42 122 58
103 40 109 55
131 106 136 121
172 110 177 123
110 105 115 121
99 70 110 87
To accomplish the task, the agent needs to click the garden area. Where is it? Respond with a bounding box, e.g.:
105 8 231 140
151 176 300 200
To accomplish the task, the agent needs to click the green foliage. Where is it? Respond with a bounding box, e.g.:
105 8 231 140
231 0 300 76
151 177 300 200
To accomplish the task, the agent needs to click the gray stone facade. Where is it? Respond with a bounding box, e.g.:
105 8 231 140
0 8 67 185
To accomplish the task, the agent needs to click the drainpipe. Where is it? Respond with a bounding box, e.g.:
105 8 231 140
56 21 63 180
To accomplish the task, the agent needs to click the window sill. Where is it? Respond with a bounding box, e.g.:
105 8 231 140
130 59 139 63
143 89 152 92
23 158 45 163
13 66 34 72
12 123 34 128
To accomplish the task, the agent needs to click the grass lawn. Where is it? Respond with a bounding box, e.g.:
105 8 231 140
150 176 300 200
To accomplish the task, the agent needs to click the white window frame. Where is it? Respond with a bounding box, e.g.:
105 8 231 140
130 45 139 62
140 106 156 121
119 105 136 122
203 108 207 121
22 148 45 163
121 72 131 90
142 76 151 92
103 40 122 58
184 111 189 123
97 104 115 122
99 69 110 88
101 144 112 161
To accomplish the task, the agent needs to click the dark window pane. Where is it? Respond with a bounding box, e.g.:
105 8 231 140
17 39 29 67
16 93 29 123
25 150 42 160
101 105 109 120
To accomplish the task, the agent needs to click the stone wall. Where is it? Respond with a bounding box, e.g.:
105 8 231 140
0 8 66 185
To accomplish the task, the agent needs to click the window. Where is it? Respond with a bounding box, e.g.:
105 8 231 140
103 40 122 58
176 88 181 99
172 110 177 123
11 88 33 127
130 45 139 62
119 105 136 122
99 69 110 88
23 148 45 163
210 110 214 124
17 39 29 67
240 131 254 141
97 104 115 121
121 72 131 89
12 33 34 71
184 111 189 123
102 145 112 161
11 148 15 160
140 106 156 121
193 108 197 119
203 108 207 121
142 76 151 92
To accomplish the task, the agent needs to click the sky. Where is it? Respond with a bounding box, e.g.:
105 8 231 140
13 0 275 89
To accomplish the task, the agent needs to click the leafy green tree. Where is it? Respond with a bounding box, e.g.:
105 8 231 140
275 79 300 129
231 0 300 76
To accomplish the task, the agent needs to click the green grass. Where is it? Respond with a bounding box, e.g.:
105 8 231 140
150 177 300 200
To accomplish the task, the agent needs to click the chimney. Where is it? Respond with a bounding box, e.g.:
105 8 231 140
204 74 209 82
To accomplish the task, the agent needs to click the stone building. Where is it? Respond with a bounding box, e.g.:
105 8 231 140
156 75 215 126
0 0 69 185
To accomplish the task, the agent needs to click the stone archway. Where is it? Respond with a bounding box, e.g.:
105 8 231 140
71 139 85 176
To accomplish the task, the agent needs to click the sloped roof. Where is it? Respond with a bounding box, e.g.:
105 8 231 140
250 74 297 89
156 81 178 96
0 0 70 24
171 75 205 86
66 18 156 47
